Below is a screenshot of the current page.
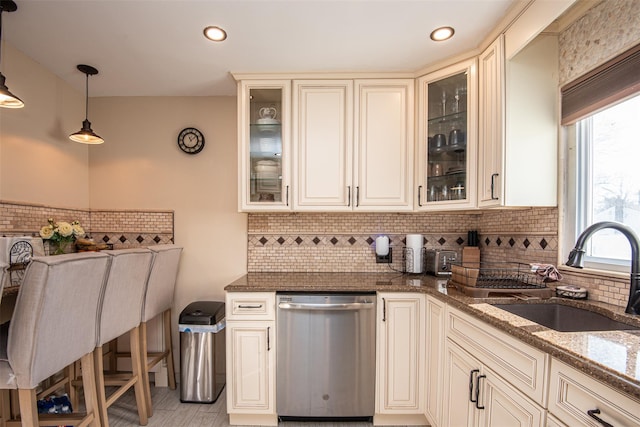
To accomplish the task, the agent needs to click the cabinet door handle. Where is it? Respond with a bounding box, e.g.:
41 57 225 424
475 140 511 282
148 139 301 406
469 369 479 403
267 326 271 351
490 173 499 200
286 185 289 206
238 304 263 309
475 374 486 410
382 298 386 322
587 409 614 427
418 185 423 207
356 186 360 207
347 186 351 207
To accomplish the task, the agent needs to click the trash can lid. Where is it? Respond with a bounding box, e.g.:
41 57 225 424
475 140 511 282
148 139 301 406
179 301 225 325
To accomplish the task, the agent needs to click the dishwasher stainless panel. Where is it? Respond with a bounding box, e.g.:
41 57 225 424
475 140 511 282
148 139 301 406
277 293 376 419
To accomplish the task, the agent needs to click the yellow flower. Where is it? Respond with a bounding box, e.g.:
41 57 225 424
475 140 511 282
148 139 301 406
57 221 74 237
72 223 85 236
39 225 54 239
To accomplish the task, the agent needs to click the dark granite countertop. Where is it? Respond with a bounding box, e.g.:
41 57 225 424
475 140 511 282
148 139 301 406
225 272 640 401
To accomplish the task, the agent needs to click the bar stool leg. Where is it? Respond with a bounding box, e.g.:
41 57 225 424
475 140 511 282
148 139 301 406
139 322 153 417
16 389 38 427
94 346 110 427
80 352 101 427
164 309 176 390
130 327 148 426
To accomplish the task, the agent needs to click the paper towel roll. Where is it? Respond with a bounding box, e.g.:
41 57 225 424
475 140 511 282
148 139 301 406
406 234 423 273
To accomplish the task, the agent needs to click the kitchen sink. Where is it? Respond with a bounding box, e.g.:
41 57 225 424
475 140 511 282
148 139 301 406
491 303 640 332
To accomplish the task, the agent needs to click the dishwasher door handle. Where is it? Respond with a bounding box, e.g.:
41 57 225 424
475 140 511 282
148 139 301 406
278 301 374 311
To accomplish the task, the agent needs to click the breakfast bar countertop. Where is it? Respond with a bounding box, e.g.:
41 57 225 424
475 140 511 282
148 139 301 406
226 272 640 401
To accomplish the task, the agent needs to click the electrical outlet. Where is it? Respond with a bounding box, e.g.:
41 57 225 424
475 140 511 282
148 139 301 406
376 248 392 263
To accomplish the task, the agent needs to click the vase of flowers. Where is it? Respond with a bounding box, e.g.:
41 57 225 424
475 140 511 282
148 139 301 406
39 218 85 255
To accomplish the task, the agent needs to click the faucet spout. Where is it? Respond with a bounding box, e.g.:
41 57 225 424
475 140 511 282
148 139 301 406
566 221 640 315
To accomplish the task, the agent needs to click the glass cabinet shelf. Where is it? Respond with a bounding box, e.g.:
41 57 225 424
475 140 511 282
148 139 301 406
419 65 474 207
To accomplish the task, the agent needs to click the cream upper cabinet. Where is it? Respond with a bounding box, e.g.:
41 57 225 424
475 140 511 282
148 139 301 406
375 293 426 425
477 35 505 208
478 31 560 208
292 80 353 211
416 59 477 210
238 80 292 211
354 79 414 211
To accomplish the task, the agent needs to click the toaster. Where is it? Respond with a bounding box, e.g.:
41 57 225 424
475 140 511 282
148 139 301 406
425 249 457 276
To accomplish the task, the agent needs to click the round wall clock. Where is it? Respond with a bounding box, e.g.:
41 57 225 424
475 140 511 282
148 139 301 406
177 127 205 154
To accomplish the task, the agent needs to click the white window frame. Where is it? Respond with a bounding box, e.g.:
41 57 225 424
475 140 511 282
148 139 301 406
562 100 639 274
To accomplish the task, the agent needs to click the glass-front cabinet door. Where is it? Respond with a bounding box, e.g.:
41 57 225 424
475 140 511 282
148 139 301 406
238 80 291 211
416 59 477 210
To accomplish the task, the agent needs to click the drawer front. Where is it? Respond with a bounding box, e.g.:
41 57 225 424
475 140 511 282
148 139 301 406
226 292 276 320
549 358 640 427
446 306 548 406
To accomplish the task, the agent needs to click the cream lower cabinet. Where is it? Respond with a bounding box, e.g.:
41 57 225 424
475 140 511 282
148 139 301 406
548 358 640 427
226 292 277 426
444 305 547 427
425 295 445 427
375 292 426 425
443 339 545 427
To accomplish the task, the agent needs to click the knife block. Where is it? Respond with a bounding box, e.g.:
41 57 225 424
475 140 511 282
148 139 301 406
462 247 480 269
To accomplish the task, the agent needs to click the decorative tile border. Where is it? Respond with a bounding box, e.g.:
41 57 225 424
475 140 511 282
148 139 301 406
0 200 174 248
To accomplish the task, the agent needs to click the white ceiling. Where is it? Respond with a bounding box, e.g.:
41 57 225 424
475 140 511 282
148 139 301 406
4 0 516 97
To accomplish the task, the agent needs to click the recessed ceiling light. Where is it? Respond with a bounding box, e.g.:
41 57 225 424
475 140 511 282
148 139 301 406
430 26 455 42
204 26 227 42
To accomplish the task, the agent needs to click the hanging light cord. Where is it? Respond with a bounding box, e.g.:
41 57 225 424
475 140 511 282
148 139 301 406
0 5 5 67
83 73 89 121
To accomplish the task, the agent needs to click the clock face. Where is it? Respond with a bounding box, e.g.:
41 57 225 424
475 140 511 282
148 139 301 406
177 127 205 154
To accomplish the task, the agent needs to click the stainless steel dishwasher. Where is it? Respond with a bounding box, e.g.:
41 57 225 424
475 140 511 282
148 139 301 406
276 293 376 420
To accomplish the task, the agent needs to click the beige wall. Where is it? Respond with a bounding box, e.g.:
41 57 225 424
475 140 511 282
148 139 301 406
0 44 87 208
88 96 247 316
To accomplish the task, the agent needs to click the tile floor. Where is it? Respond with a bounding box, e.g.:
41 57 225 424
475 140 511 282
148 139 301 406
108 387 375 427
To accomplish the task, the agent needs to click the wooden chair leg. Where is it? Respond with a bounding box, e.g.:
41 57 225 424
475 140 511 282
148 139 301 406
164 309 176 390
16 389 38 427
94 346 110 427
64 361 79 411
8 390 18 420
0 389 10 427
80 352 101 427
107 339 118 373
130 327 148 425
139 322 153 417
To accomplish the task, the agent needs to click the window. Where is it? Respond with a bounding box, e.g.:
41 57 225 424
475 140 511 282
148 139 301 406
561 43 640 272
574 95 640 269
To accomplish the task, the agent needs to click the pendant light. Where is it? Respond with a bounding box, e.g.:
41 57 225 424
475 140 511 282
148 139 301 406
0 0 24 108
69 64 104 144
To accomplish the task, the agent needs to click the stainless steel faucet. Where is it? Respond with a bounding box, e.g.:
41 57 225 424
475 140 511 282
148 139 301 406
566 221 640 315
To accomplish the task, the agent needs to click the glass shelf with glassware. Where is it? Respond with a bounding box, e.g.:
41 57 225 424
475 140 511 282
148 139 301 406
418 64 474 208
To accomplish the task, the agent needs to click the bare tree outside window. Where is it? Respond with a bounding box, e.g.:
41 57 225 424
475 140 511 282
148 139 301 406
580 94 640 262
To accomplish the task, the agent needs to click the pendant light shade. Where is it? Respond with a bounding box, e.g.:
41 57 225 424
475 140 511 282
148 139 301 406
0 0 24 109
69 64 104 144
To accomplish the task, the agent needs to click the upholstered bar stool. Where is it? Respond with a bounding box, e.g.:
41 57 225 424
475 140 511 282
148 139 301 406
112 245 182 417
94 248 153 427
139 244 182 416
0 252 110 427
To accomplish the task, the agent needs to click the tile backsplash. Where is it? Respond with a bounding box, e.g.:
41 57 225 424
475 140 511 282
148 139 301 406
247 209 559 272
247 207 630 308
0 200 174 248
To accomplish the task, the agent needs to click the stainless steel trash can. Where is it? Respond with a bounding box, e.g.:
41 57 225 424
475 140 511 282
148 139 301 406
179 301 226 403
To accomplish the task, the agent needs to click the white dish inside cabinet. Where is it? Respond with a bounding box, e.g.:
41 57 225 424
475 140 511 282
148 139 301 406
238 80 292 211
